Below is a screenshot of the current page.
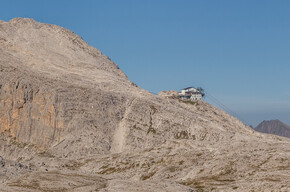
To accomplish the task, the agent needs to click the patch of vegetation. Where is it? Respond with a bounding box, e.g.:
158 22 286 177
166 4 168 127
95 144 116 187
180 180 205 191
10 139 29 148
199 169 204 173
38 151 55 158
180 175 236 192
174 130 190 139
196 153 202 157
147 127 156 134
98 161 138 174
62 160 85 171
179 160 184 165
98 166 119 174
140 171 156 180
7 179 40 190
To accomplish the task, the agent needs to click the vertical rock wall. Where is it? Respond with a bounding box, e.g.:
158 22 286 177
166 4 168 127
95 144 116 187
0 80 64 148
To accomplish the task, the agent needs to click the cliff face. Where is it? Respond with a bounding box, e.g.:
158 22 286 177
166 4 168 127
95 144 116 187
0 80 58 147
0 18 131 154
255 120 290 138
0 18 289 192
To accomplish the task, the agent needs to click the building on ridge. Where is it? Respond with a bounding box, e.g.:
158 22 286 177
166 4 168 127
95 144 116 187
179 87 204 101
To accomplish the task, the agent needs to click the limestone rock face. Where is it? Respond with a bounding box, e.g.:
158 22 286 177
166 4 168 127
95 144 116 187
0 18 289 191
0 18 130 154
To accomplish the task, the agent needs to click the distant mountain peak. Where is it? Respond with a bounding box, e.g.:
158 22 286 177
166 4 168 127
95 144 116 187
255 119 290 138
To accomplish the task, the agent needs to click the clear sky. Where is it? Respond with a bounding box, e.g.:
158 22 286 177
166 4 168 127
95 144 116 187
1 0 290 126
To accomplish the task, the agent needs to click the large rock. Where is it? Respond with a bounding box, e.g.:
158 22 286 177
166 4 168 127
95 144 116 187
158 90 179 98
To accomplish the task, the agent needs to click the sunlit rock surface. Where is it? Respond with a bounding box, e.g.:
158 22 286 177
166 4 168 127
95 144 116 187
0 18 289 191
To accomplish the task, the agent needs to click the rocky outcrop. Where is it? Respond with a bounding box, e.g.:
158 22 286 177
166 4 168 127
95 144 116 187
158 90 179 98
0 18 289 191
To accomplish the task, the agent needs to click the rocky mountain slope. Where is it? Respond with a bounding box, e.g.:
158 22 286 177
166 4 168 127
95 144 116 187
0 18 289 192
255 120 290 138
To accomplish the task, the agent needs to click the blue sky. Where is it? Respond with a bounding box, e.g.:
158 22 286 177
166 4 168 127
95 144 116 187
1 0 290 126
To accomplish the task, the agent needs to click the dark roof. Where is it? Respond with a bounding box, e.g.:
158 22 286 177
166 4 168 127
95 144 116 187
180 91 202 96
182 86 196 90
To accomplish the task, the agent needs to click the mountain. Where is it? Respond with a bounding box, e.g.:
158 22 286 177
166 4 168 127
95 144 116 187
0 18 289 192
255 120 290 138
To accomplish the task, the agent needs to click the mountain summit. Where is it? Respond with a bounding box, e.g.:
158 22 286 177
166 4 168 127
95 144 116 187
0 18 289 191
255 120 290 138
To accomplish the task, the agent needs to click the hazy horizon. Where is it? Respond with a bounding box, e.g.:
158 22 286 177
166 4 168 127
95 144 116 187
1 0 289 126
